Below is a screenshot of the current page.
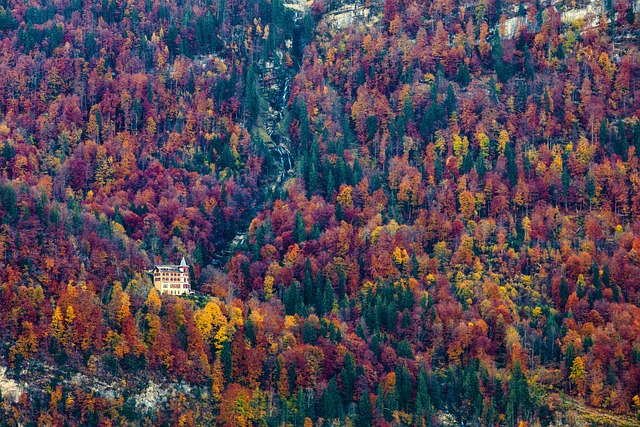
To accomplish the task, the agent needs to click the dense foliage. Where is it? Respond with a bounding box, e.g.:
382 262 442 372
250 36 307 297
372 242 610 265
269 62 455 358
1 0 640 425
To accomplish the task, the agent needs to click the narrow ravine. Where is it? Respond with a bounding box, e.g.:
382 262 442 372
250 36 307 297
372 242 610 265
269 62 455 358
268 75 294 186
216 18 307 263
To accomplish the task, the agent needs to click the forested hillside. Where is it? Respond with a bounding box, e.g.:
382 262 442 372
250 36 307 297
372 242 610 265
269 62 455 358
1 0 640 425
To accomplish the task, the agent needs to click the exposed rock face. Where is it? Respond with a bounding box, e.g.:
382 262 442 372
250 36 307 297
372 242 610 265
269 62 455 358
500 0 603 38
501 15 527 38
437 412 461 426
561 3 601 26
323 4 376 30
284 0 309 13
135 380 193 411
0 366 24 404
1 362 199 414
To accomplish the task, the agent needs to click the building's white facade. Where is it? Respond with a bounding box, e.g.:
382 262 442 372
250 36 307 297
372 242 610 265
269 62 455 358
153 256 191 295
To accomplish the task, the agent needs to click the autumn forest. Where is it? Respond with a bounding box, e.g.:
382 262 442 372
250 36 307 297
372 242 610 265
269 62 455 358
0 0 640 425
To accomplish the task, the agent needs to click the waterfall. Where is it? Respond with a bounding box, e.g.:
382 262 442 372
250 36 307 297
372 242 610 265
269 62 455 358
266 75 294 186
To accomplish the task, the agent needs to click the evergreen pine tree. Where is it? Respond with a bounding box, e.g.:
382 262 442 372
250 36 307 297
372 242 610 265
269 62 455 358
294 210 306 244
221 340 233 383
507 362 531 425
340 352 356 405
244 65 261 127
303 259 314 306
456 61 471 87
506 143 518 187
523 45 534 79
415 367 433 421
395 364 412 412
446 83 457 115
632 122 640 154
420 107 435 141
356 391 372 427
600 120 609 148
325 168 335 196
592 260 602 301
560 277 569 309
614 120 628 160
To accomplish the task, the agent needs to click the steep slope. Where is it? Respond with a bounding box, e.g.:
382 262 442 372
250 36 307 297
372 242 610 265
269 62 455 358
1 0 640 425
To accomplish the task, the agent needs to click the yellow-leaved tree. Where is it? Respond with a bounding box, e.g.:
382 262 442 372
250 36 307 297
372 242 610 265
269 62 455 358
569 356 586 396
51 306 64 343
107 281 131 329
459 190 476 220
143 288 162 345
195 299 228 353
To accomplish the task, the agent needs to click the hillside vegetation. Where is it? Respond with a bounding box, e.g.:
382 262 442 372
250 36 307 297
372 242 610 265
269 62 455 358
1 0 640 425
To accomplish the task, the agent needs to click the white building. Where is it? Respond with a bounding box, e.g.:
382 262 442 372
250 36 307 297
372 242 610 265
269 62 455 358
152 256 192 296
